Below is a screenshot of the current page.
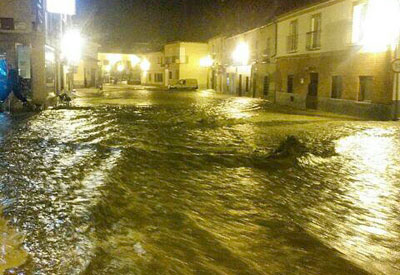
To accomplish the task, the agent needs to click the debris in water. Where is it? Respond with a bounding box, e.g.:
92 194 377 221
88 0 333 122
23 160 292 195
134 242 146 256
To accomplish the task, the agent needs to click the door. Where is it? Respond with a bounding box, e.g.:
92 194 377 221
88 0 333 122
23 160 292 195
263 76 270 96
91 69 96 87
252 74 257 98
306 73 318 109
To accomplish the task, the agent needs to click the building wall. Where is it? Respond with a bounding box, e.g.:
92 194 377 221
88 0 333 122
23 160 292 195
141 51 165 86
164 42 209 89
74 42 100 88
99 52 141 84
208 36 225 92
275 0 396 119
179 42 209 89
277 0 352 58
218 23 277 100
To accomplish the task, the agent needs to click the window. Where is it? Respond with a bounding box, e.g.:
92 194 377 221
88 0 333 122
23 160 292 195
169 71 173 79
287 20 298 52
352 2 368 44
331 76 343 99
0 18 15 30
148 73 152 82
263 76 270 96
266 37 272 56
359 76 373 101
307 14 321 50
287 75 294 93
246 76 249 92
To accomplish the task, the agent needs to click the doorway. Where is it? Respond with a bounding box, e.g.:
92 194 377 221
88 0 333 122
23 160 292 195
306 72 318 109
263 76 270 96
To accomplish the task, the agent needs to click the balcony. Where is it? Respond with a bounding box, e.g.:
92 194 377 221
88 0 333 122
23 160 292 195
287 35 298 53
306 30 321 50
165 55 188 64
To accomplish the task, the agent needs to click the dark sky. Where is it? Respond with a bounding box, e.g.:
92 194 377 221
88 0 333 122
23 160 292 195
76 0 319 50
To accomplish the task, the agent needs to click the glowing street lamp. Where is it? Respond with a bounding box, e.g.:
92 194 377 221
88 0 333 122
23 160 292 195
117 63 124 72
200 55 214 67
362 0 400 52
232 42 249 66
140 59 150 71
130 55 141 67
61 29 83 65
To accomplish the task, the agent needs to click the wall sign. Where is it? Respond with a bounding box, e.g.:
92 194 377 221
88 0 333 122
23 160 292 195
392 59 400 73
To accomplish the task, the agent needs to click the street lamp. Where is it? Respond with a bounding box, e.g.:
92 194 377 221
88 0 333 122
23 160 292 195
362 0 400 53
140 59 150 71
232 42 249 66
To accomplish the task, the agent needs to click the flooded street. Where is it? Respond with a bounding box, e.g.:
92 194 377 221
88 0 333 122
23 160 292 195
0 87 400 274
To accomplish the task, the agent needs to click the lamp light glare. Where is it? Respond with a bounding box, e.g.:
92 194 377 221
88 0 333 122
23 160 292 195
140 59 150 71
61 29 83 65
232 42 249 66
47 0 76 15
117 64 124 72
200 55 213 67
107 54 122 65
130 55 141 67
362 0 400 52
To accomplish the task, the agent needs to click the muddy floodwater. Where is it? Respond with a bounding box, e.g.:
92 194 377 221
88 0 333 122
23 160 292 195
0 87 399 274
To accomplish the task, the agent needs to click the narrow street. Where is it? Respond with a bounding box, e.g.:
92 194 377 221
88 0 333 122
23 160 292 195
0 87 399 274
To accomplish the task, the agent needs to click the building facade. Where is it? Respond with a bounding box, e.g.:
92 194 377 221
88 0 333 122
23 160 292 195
209 23 277 100
140 51 165 86
208 35 225 92
98 52 141 85
164 42 209 89
0 0 73 108
276 0 399 120
73 41 100 88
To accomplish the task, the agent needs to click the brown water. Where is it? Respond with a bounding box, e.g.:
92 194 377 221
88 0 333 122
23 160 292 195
0 88 399 274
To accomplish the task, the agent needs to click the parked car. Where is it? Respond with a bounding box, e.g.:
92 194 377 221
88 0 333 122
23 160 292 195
168 79 198 90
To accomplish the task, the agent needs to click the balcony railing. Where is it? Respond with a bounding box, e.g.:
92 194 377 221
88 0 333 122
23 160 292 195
287 35 298 53
165 55 189 64
306 30 321 50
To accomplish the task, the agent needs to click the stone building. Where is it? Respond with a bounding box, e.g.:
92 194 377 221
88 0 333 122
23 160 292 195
276 0 400 120
0 0 73 108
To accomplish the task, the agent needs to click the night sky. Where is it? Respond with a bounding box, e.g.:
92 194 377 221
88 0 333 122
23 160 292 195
76 0 320 50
